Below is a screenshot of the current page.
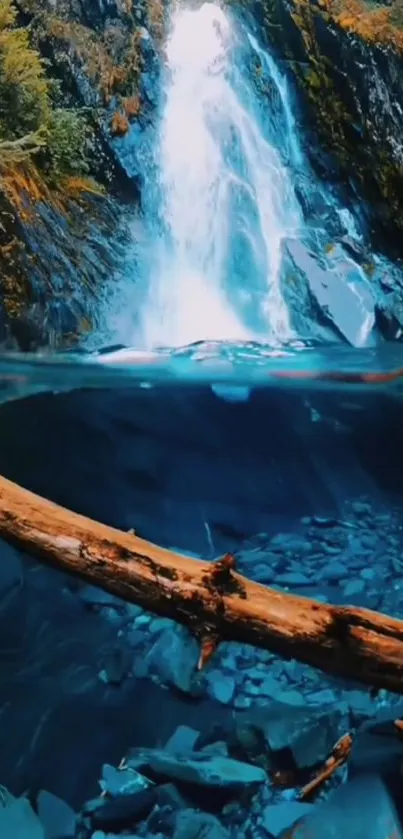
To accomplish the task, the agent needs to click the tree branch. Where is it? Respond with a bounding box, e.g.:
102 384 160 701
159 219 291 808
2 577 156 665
0 473 402 693
0 130 46 160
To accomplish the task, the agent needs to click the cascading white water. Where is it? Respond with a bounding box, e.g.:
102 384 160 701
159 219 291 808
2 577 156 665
140 2 303 348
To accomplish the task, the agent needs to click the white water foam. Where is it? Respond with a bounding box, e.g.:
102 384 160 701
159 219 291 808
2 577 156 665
140 2 302 348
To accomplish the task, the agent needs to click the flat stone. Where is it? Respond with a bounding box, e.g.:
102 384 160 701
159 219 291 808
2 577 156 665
263 802 314 837
236 701 346 770
253 564 276 583
360 568 375 580
233 695 251 709
37 790 76 837
207 671 235 704
100 763 150 796
259 676 283 698
283 774 403 838
0 792 45 839
201 741 229 757
127 748 267 789
149 617 174 634
270 534 310 553
89 788 157 832
320 561 348 581
350 720 403 778
144 626 204 696
174 809 230 839
343 579 365 597
351 501 371 517
278 689 305 706
346 689 375 720
307 689 337 705
165 725 200 754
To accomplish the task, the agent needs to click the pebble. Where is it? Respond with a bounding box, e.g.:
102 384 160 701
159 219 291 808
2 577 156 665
134 614 150 627
351 501 371 517
233 695 252 709
165 725 200 754
360 568 375 580
206 672 235 704
269 534 309 553
320 561 348 581
307 688 337 705
148 617 174 634
343 579 365 597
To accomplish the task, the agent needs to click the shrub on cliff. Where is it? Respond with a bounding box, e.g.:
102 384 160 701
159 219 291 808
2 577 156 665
44 108 89 180
0 0 89 179
0 0 49 141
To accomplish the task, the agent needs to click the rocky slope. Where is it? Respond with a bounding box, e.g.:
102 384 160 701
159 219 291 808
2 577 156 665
0 0 161 349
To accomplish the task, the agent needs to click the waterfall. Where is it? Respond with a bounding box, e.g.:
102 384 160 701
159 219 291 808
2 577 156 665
139 2 303 349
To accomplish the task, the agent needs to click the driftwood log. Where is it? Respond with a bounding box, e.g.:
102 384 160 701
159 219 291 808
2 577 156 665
0 474 403 693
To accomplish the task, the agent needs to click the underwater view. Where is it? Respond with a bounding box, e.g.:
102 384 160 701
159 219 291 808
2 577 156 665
3 0 403 836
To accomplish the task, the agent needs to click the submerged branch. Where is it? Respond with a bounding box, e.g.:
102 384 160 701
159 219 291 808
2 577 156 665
0 473 403 693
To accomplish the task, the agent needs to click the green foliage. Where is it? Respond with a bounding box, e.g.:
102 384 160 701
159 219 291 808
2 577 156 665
0 0 49 140
44 108 90 180
0 0 91 181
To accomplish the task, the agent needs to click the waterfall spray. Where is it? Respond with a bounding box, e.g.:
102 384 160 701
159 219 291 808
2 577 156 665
140 2 302 348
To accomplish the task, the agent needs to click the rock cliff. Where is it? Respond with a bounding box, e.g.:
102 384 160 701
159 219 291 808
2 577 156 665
256 0 403 249
0 0 162 348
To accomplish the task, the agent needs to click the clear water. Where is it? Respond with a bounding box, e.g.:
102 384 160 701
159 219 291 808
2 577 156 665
3 3 403 826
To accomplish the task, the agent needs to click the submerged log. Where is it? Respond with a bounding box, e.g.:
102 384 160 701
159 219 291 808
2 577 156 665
0 474 403 693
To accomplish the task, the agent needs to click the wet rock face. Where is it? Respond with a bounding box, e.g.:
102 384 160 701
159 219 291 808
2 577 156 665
0 185 130 350
0 0 162 350
256 0 403 247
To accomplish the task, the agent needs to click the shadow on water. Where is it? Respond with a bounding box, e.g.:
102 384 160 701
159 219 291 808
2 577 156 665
0 382 403 807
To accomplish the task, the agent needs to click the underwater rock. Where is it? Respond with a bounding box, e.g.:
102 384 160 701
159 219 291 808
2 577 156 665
173 809 230 839
349 715 403 779
86 787 158 832
126 747 268 790
319 560 349 581
205 671 236 705
36 790 76 838
235 701 347 771
0 789 45 839
99 763 151 797
280 774 403 838
165 726 201 755
263 802 315 837
283 238 376 347
143 626 205 696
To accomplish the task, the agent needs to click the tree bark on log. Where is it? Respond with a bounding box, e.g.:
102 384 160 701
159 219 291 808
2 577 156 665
0 473 403 693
